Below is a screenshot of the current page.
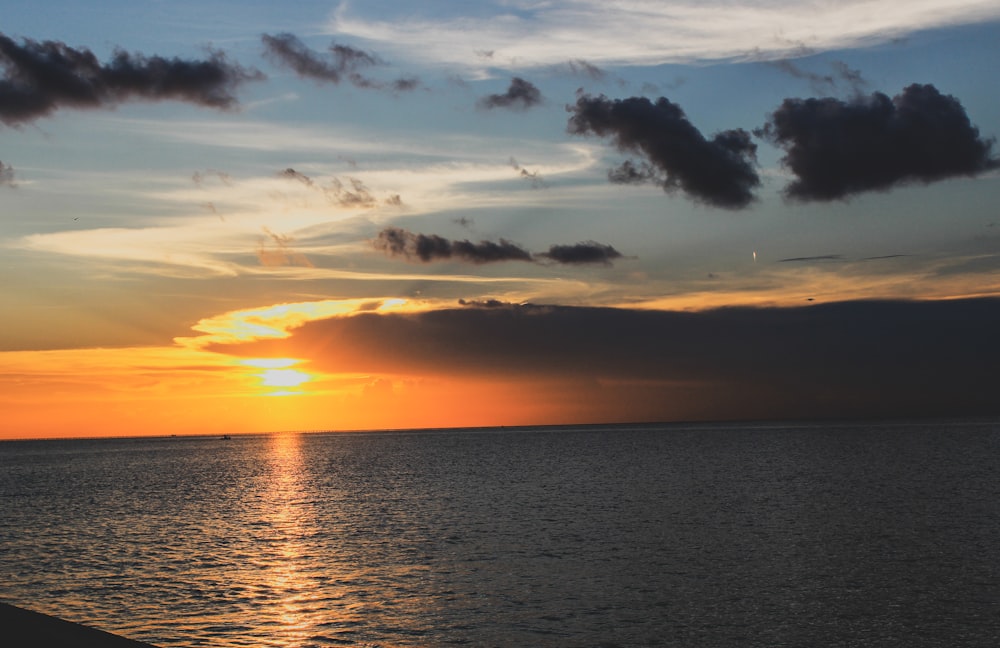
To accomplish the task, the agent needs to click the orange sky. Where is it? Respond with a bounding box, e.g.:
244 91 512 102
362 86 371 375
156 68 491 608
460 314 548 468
4 294 999 439
3 5 1000 439
0 299 652 439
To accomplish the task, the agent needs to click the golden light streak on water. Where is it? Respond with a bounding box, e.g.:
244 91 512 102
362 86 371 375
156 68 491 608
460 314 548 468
259 432 313 647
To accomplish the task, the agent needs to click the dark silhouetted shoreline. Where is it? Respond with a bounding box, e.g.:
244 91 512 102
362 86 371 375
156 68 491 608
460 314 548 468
0 603 157 647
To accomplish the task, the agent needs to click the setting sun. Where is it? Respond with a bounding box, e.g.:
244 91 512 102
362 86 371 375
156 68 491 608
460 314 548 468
240 358 314 393
260 368 312 389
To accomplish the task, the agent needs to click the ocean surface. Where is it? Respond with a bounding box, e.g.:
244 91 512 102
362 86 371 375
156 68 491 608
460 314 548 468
2 420 999 647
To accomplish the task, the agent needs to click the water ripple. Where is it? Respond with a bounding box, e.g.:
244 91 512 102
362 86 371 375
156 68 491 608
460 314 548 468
2 422 1000 646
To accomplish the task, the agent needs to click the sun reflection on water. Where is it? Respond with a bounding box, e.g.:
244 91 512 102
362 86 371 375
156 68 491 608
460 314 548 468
258 432 315 646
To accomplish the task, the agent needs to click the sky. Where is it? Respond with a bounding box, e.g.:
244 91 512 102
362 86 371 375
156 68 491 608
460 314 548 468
2 0 1000 438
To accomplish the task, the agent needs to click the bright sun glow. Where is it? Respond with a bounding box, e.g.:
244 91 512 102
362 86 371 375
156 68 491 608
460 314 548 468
238 358 313 395
241 358 299 369
260 368 312 388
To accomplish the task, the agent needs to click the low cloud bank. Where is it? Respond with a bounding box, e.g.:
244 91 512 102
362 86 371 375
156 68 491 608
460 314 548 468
210 298 1000 421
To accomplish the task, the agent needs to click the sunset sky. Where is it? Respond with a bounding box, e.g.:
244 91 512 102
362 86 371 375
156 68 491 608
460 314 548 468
2 1 1000 438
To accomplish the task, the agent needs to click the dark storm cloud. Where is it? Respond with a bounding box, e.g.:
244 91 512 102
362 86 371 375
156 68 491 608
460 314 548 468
607 159 660 185
478 77 543 110
209 298 1000 421
0 33 262 125
757 84 999 201
373 227 533 264
0 160 14 186
538 241 623 265
567 94 760 209
373 227 624 266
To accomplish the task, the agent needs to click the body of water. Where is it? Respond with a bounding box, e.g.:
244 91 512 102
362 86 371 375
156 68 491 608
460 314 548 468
2 420 999 646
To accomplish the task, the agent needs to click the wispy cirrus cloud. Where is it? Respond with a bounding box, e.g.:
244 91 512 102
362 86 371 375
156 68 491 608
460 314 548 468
0 160 14 187
262 32 420 91
329 0 1000 69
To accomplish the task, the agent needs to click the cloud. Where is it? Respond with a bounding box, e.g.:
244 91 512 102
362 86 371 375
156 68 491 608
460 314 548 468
0 160 15 187
391 76 420 92
607 159 659 185
566 59 605 80
275 168 388 207
768 59 868 95
192 169 232 186
538 242 623 265
256 227 314 268
508 157 546 188
262 32 375 83
568 94 760 208
279 167 314 186
458 298 521 308
262 32 418 91
778 254 843 263
861 254 911 261
757 83 999 201
478 77 542 110
331 1 1000 69
373 227 624 266
209 297 1000 421
326 176 377 207
0 34 262 125
373 226 533 264
200 201 219 217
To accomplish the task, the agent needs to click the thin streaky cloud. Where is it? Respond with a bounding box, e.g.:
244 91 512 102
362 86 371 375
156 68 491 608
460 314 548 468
262 32 379 86
329 0 1000 69
778 254 843 263
0 160 15 187
262 32 420 92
